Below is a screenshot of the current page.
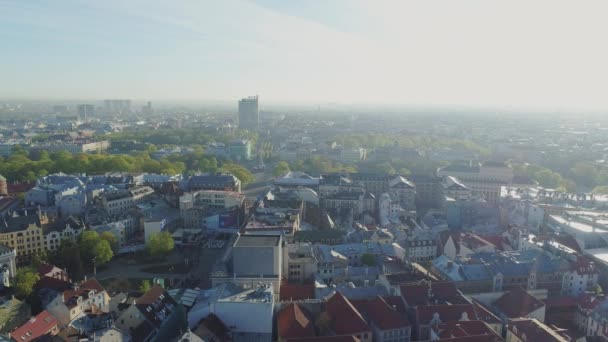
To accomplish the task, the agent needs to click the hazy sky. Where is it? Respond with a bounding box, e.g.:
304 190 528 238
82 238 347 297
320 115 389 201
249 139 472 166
2 0 608 109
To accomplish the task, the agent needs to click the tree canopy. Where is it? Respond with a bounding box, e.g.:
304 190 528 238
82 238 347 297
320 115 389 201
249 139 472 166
14 267 40 299
139 280 152 293
79 231 114 266
274 161 291 177
147 231 175 257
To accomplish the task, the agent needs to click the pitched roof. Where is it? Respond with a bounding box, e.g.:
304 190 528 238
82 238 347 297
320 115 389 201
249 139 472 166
383 296 407 314
508 318 569 342
477 235 506 251
577 294 605 311
35 276 72 292
277 303 315 340
554 234 582 253
400 281 463 307
471 300 501 324
194 313 231 341
493 287 544 318
135 285 178 328
435 320 500 339
325 291 369 335
136 285 166 305
280 282 315 301
461 233 497 250
62 278 106 308
416 304 477 324
431 335 503 342
7 182 35 194
286 336 361 342
11 310 57 342
365 296 411 330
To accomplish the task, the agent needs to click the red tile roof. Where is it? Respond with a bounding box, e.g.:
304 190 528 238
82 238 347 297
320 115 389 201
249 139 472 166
277 303 315 340
461 233 497 251
37 263 67 280
194 313 231 341
11 310 58 342
287 336 360 342
478 235 507 251
570 255 596 275
325 291 369 335
7 182 35 194
35 276 72 292
494 287 544 318
577 294 605 311
508 318 569 342
471 300 501 324
383 296 407 314
554 234 582 253
366 296 411 330
416 304 477 325
429 336 503 342
135 285 178 329
400 283 429 306
435 320 500 339
62 278 106 308
280 282 315 301
135 284 165 305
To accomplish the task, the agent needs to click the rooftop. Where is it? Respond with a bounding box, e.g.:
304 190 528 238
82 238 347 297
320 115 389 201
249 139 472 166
11 310 57 342
277 303 315 340
233 234 281 247
325 291 369 335
508 318 570 342
494 287 545 318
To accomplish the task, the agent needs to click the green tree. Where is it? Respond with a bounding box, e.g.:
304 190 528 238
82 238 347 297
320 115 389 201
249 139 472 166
139 280 152 293
93 240 114 265
14 267 40 299
100 231 119 252
595 284 604 295
397 168 411 176
273 161 291 177
571 162 598 188
375 162 396 175
53 240 84 281
79 231 113 266
361 253 377 266
147 231 175 257
221 163 254 185
593 186 608 195
31 250 48 268
79 231 100 263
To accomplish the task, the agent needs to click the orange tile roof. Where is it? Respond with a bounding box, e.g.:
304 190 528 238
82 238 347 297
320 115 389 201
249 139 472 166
416 304 477 324
280 282 315 301
11 310 58 342
277 303 315 340
325 291 369 335
365 296 411 330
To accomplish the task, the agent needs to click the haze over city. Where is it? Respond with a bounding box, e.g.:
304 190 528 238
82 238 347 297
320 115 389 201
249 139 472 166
3 2 608 342
3 0 608 110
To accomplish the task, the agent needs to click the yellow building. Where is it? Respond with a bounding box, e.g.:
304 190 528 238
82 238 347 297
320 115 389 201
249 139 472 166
0 211 49 264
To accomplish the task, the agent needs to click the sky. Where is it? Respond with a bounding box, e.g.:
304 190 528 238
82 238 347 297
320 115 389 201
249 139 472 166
2 0 608 110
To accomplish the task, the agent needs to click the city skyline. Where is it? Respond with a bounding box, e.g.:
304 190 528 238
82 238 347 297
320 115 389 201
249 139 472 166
3 0 608 111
